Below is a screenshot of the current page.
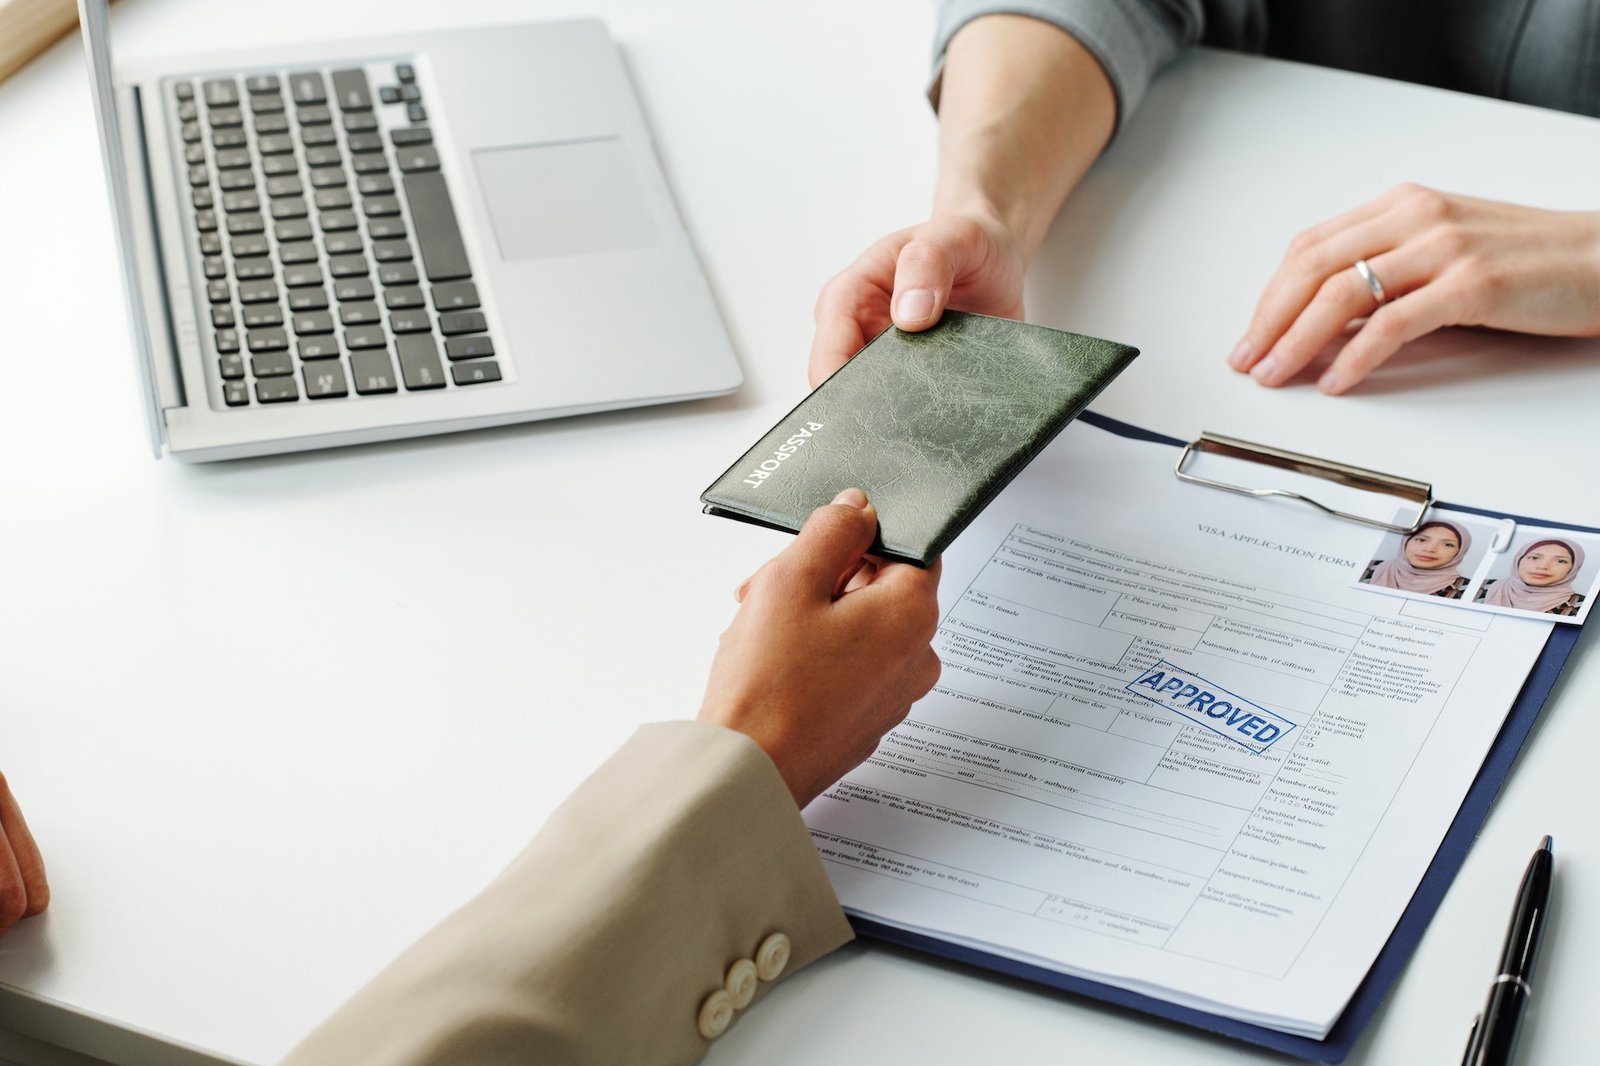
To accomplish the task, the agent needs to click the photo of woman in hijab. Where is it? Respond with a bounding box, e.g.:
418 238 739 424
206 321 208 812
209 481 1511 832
1361 521 1472 599
1475 538 1588 616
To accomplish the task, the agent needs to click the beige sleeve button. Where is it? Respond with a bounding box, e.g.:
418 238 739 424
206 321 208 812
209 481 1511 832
725 958 759 1008
697 989 735 1041
754 932 791 982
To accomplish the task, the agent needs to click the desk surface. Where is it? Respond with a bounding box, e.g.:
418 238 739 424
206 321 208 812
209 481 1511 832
2 2 1597 1064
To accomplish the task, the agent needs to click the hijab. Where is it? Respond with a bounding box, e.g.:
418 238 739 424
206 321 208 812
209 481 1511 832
1483 538 1586 613
1368 521 1470 595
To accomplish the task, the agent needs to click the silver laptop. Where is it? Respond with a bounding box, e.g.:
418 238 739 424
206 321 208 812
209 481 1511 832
78 0 741 461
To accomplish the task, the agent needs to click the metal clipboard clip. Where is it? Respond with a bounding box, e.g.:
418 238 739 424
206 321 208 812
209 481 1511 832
1174 432 1434 535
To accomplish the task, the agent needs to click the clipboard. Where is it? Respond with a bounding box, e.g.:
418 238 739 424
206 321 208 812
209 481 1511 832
847 410 1594 1064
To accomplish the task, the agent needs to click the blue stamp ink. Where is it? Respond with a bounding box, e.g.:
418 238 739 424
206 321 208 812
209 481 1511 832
1125 660 1297 754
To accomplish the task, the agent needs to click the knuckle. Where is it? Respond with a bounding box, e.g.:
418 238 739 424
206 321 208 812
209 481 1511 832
1407 185 1450 223
0 883 25 927
1285 228 1319 259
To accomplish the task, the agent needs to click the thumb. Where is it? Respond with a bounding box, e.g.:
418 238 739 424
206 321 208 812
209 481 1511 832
891 237 958 332
777 488 878 599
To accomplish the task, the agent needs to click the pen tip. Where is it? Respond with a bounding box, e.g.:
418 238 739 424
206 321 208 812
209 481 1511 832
1541 835 1553 852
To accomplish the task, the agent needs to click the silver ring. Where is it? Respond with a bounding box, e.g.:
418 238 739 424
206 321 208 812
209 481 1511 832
1354 258 1387 307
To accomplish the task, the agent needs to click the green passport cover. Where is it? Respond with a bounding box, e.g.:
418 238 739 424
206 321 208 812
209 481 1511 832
700 312 1139 566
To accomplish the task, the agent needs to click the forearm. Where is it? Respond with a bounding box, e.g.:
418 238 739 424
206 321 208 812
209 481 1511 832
933 15 1115 263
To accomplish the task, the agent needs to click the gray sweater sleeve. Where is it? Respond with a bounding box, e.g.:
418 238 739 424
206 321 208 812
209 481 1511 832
930 0 1209 132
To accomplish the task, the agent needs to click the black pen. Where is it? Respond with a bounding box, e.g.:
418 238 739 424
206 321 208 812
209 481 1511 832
1460 835 1554 1066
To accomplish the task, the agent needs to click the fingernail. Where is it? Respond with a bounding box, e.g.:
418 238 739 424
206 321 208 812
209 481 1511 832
831 488 868 508
1318 368 1341 393
1250 352 1279 384
1228 338 1254 370
897 288 935 323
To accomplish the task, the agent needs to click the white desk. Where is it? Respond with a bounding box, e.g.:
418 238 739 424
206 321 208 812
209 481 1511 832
2 2 1597 1064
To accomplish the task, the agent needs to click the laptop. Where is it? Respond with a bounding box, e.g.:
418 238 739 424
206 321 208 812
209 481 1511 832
77 0 742 460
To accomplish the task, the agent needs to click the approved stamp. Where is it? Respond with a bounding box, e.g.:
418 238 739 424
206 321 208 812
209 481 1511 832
1125 660 1297 754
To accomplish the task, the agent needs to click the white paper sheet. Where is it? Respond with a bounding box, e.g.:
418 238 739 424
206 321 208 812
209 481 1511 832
805 420 1551 1036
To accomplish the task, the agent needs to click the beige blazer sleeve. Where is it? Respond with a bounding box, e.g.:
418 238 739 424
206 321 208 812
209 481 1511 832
281 721 854 1066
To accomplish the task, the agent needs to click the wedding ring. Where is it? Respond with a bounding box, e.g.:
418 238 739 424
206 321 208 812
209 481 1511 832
1354 258 1387 307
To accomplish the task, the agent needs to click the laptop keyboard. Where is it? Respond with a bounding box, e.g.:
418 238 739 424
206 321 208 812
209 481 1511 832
170 62 503 407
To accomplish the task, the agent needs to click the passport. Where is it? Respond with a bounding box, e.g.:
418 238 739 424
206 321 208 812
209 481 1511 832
700 312 1139 566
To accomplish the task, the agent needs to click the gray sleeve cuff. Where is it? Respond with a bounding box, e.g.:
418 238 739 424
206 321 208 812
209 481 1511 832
928 0 1204 134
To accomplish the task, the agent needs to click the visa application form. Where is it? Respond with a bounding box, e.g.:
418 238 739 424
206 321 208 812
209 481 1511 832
805 420 1552 1037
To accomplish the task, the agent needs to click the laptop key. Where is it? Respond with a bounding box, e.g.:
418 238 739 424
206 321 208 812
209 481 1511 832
174 81 195 101
185 140 206 163
296 104 332 125
246 328 289 353
262 155 298 177
222 190 259 212
238 279 279 303
209 107 244 129
344 325 387 350
245 74 280 94
251 350 294 376
395 63 415 83
219 170 256 191
288 287 329 311
211 306 235 329
401 84 421 102
329 255 368 278
301 125 338 146
402 171 470 281
347 133 383 154
200 234 222 256
257 133 295 155
351 155 389 175
218 354 245 380
368 217 406 240
195 209 218 232
331 69 372 111
177 99 198 121
384 286 424 309
305 146 342 168
204 256 227 278
342 112 379 133
451 360 500 386
378 262 418 286
339 302 380 326
302 362 349 399
284 264 324 288
203 79 238 107
357 174 394 195
280 241 318 265
299 336 339 360
314 187 353 210
182 121 202 143
230 234 268 258
212 128 246 149
226 212 265 235
396 146 440 173
320 209 358 232
215 329 240 353
406 103 427 124
379 85 402 105
294 310 335 334
309 167 346 188
255 377 299 403
215 148 251 170
363 195 401 217
290 72 327 105
432 281 479 310
395 335 445 390
255 113 290 134
192 187 213 209
444 335 494 361
351 349 398 394
389 311 430 334
390 127 431 147
334 278 374 301
271 198 309 220
223 380 250 406
266 175 303 197
242 305 284 328
275 218 313 242
206 280 231 304
439 311 487 336
187 164 209 187
372 239 411 263
324 233 363 256
235 258 273 280
251 95 286 116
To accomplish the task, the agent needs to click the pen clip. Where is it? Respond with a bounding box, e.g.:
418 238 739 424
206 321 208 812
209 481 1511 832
1460 1012 1483 1066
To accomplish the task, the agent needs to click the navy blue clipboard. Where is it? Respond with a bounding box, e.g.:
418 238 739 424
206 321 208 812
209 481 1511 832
845 410 1592 1063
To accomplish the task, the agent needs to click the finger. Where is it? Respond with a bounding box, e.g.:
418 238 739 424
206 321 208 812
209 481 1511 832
840 558 877 595
1250 246 1427 386
1317 283 1461 394
766 489 879 600
891 237 959 332
808 295 873 388
0 775 46 918
0 834 24 936
1232 212 1409 374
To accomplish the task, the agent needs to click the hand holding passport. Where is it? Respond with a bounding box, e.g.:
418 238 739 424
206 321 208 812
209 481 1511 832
702 312 1138 565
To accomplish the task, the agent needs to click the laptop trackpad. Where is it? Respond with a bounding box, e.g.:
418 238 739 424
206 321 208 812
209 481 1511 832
473 139 659 260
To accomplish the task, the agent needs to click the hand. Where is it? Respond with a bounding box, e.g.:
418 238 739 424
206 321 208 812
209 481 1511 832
0 772 48 936
1228 184 1600 393
808 213 1026 387
698 489 943 807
